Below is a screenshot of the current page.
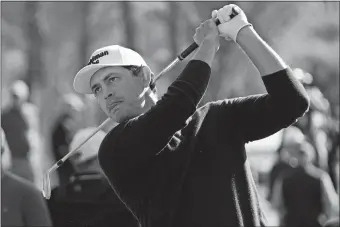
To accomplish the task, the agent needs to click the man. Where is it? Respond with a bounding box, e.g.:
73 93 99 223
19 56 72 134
73 4 309 227
272 141 339 227
1 128 52 227
293 73 331 171
1 80 37 182
48 128 137 227
267 126 305 201
51 93 85 187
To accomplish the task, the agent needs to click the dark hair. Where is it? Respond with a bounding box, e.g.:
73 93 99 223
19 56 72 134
122 65 156 93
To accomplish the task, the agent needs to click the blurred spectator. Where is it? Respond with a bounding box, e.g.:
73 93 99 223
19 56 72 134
1 80 38 182
1 126 12 171
1 128 52 227
328 133 339 193
333 146 339 194
51 93 84 187
267 126 304 201
293 68 331 171
309 110 331 171
272 141 339 227
48 127 138 227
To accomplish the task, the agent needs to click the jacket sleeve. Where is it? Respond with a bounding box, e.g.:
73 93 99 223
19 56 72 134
218 67 310 143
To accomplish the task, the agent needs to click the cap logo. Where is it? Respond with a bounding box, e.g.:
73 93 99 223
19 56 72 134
87 50 109 65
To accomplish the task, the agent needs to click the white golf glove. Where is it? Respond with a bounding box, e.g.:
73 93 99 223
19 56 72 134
212 4 252 42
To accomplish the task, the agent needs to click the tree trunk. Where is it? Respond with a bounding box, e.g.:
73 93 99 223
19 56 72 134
24 2 44 102
78 2 91 67
168 2 179 58
78 2 97 127
121 2 135 49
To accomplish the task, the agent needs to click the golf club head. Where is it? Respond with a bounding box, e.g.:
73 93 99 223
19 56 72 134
41 118 111 199
42 172 51 199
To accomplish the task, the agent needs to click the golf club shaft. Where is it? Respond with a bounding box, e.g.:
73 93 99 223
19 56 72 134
47 118 111 173
154 58 180 82
154 8 239 82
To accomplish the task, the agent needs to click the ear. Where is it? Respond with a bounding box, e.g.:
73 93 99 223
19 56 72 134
141 66 152 89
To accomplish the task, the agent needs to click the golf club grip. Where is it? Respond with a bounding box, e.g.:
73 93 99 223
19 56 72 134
178 43 198 60
178 7 239 61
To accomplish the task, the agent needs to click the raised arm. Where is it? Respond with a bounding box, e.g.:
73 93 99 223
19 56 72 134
212 4 309 142
236 26 287 76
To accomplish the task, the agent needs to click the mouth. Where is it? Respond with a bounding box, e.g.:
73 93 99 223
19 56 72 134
107 101 123 114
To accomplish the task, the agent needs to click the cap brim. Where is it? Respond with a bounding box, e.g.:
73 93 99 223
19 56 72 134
73 64 108 94
73 63 132 94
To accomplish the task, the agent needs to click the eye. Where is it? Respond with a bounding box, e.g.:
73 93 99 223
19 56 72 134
108 77 118 83
92 86 102 96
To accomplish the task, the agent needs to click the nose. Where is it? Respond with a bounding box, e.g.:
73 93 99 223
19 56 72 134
105 93 113 100
103 87 115 100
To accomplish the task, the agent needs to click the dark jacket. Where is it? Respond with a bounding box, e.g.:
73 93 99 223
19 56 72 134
47 171 138 227
99 60 309 227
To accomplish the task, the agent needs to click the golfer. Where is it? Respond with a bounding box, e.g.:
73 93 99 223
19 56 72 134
73 4 310 227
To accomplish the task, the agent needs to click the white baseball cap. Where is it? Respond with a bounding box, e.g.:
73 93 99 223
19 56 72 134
73 45 148 94
69 127 107 165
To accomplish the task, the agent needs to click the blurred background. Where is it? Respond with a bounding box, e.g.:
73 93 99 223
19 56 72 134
1 1 339 227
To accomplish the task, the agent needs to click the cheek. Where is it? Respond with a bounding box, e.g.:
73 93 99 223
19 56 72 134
120 82 143 102
97 97 108 113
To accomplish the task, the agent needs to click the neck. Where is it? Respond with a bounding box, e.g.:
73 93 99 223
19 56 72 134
124 91 157 122
113 90 158 124
143 90 158 110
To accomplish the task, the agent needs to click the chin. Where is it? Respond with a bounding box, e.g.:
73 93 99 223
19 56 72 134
107 113 119 122
108 112 124 123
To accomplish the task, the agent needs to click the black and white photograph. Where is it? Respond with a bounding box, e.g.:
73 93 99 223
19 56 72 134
1 1 339 227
